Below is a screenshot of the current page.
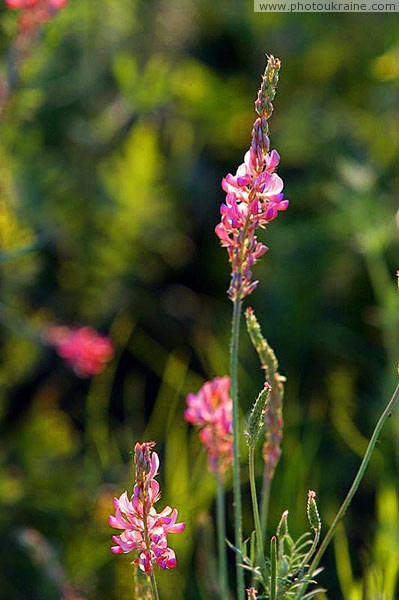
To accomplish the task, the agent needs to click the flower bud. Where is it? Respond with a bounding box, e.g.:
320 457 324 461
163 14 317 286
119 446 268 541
245 383 271 448
307 490 321 533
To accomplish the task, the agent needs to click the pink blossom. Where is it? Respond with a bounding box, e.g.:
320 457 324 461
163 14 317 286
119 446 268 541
45 326 114 377
216 56 289 301
185 376 233 476
109 442 185 574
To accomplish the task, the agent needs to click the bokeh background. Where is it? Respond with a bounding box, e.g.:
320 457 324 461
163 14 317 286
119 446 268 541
0 2 398 599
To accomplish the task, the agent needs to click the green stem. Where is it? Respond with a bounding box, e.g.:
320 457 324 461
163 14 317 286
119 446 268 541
298 380 399 597
364 252 399 369
230 298 245 599
270 536 277 600
260 471 271 544
248 446 266 574
149 571 160 600
216 474 228 599
142 480 160 600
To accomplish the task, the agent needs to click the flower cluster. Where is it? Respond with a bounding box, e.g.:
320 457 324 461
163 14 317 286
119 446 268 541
109 442 185 574
5 0 67 45
215 56 289 301
45 326 114 377
185 376 233 477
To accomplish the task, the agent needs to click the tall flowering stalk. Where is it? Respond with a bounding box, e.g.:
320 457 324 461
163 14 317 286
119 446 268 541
185 376 233 599
215 55 288 598
109 442 185 599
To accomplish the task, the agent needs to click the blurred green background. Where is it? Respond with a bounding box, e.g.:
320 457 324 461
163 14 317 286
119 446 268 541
0 2 398 599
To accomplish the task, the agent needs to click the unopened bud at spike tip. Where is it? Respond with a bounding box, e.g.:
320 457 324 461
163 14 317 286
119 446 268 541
307 490 321 533
276 509 289 538
255 55 281 118
245 382 272 448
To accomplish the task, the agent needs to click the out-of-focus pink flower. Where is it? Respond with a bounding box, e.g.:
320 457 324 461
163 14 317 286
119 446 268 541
5 0 39 7
109 442 185 574
45 326 114 377
215 56 289 301
5 0 67 10
0 0 68 116
185 376 233 477
5 0 67 46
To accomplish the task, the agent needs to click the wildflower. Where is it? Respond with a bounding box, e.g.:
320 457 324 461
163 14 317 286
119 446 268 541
109 442 185 574
45 325 114 377
185 376 233 476
215 55 289 301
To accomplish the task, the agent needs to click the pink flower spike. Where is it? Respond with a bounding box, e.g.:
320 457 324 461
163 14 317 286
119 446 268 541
215 56 288 301
109 441 185 575
185 376 233 477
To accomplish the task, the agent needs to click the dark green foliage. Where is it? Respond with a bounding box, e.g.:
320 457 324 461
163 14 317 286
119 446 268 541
242 494 325 599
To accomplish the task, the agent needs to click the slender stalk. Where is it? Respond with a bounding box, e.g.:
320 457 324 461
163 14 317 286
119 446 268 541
248 446 266 574
216 474 228 599
149 572 160 600
230 298 245 599
297 380 399 598
260 473 271 543
270 536 277 600
142 479 160 600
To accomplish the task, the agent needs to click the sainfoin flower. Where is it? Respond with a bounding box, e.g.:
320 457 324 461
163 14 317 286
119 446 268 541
45 326 114 377
215 55 289 301
109 442 185 574
185 376 233 476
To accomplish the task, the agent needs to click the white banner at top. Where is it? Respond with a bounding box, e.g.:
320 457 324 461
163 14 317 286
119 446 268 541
254 0 398 10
